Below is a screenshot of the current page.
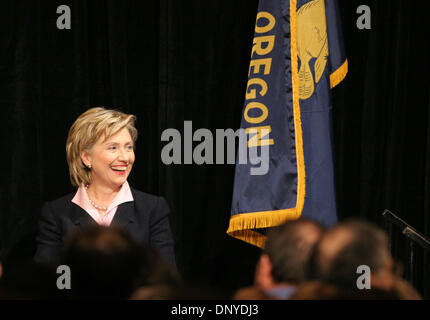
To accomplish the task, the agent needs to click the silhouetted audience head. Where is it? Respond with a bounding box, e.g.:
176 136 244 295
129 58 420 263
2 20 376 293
309 219 395 291
130 244 183 300
62 225 141 299
256 218 325 287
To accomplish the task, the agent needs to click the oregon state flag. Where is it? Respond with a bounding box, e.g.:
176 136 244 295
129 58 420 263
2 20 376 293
227 0 347 247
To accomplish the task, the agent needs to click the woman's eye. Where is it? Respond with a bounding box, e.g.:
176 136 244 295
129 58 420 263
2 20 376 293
108 146 116 150
126 145 134 150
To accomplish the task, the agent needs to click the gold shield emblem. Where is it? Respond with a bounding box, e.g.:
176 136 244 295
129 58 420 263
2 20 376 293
297 0 329 100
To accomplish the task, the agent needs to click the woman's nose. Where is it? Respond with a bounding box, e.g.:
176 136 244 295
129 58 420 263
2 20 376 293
117 148 128 162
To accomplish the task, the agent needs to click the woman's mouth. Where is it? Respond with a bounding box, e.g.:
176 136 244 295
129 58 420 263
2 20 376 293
111 165 127 175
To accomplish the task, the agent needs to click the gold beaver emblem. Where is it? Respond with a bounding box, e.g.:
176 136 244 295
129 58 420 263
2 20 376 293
297 0 328 100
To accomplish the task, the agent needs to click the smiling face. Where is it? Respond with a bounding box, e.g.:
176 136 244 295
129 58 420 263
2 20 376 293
81 127 135 190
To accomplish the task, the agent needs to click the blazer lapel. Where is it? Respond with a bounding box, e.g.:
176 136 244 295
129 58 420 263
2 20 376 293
111 201 135 229
70 203 97 227
70 201 135 228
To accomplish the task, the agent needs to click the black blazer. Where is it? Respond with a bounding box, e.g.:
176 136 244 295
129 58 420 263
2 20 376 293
34 187 176 268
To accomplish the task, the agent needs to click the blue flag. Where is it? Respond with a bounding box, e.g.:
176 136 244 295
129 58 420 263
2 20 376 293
227 0 347 247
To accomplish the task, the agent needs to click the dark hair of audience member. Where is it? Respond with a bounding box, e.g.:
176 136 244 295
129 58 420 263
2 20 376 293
307 219 394 290
62 225 141 299
264 218 325 284
130 244 183 300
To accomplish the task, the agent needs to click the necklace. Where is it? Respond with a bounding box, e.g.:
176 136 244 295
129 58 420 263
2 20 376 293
85 185 108 211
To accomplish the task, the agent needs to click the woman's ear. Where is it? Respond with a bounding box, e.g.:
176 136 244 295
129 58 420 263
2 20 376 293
80 150 91 168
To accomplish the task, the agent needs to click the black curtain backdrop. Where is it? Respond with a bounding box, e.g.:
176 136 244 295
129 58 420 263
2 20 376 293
0 0 429 298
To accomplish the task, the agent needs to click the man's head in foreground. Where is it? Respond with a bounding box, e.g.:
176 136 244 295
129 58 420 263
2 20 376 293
309 219 395 291
255 218 325 292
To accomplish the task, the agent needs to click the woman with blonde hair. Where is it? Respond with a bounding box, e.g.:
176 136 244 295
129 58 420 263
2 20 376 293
34 107 176 268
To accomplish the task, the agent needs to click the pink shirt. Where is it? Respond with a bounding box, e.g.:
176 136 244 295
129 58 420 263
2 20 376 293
72 181 134 226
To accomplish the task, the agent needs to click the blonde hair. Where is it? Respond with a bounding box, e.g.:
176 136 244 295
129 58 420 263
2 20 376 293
66 107 138 187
